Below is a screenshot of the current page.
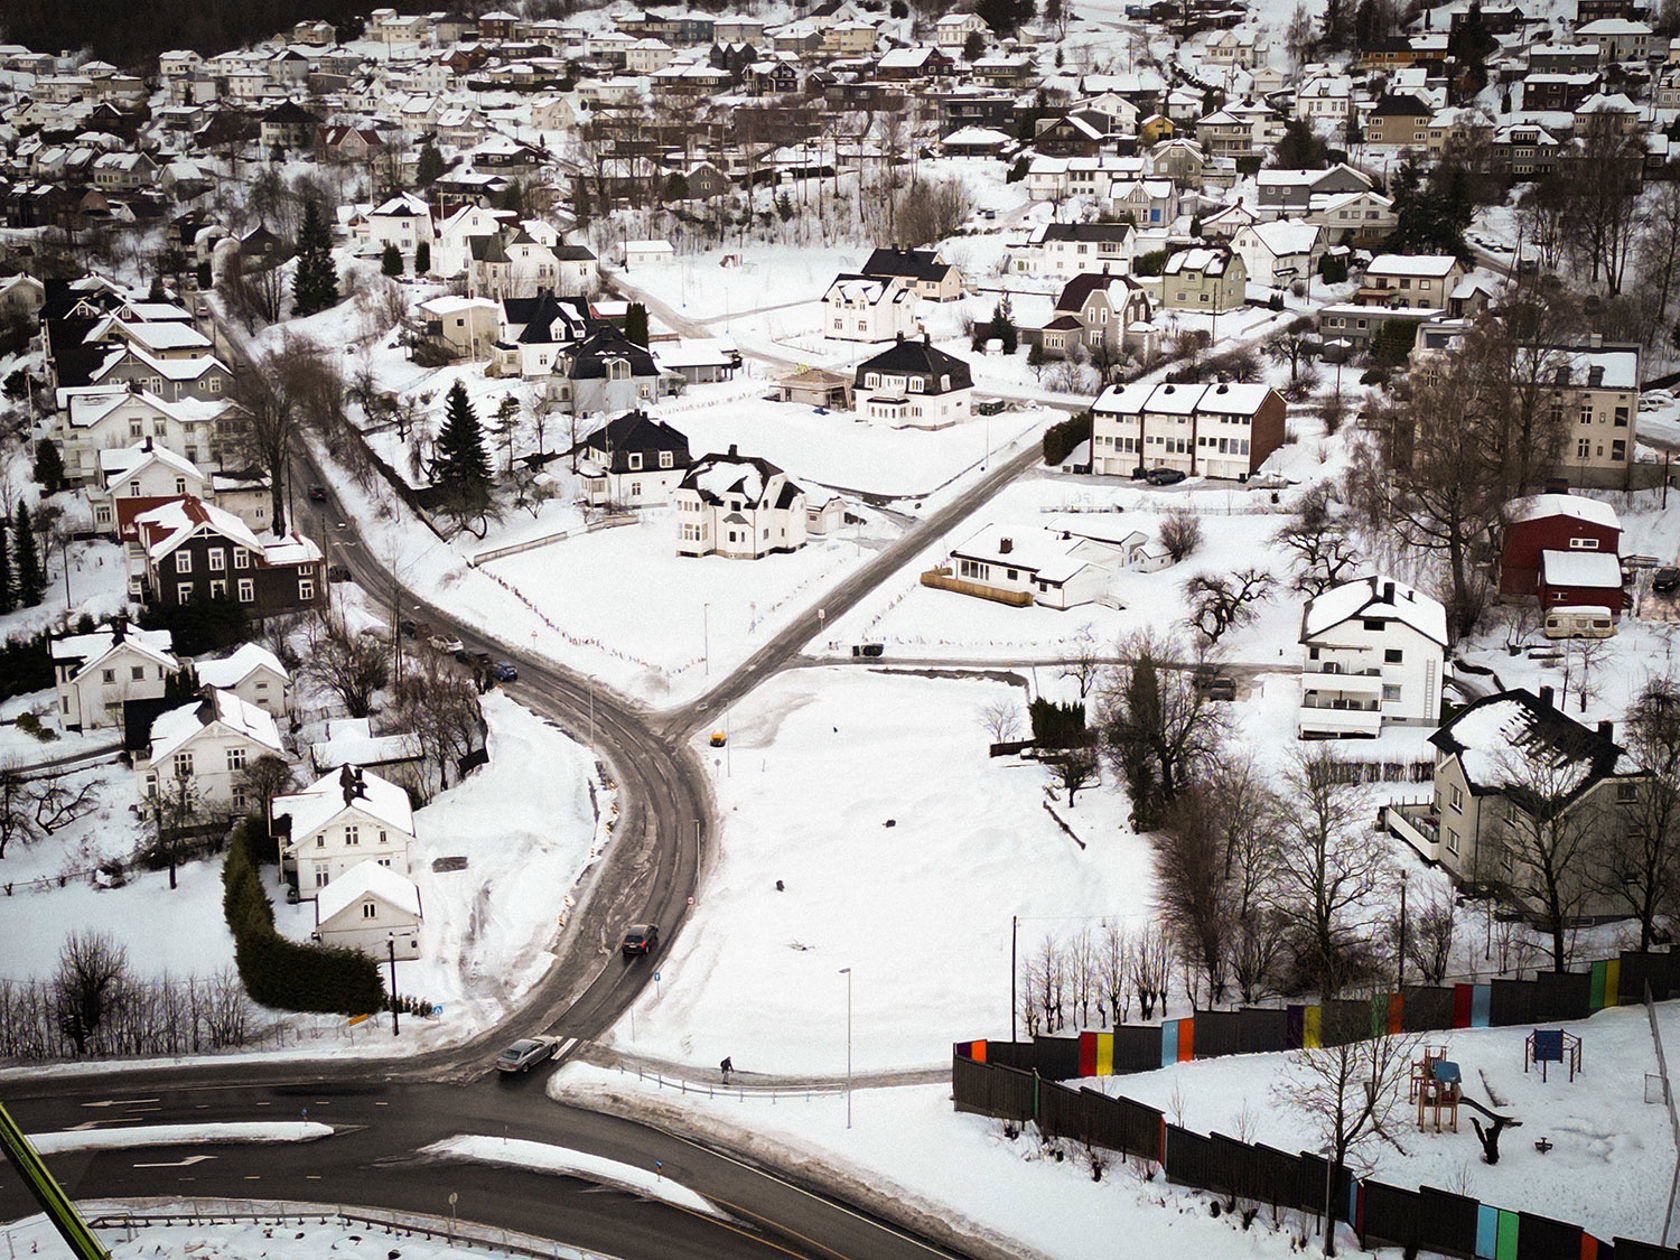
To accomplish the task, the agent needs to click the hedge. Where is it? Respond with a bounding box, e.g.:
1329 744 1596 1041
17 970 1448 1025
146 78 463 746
222 823 385 1015
1043 412 1092 466
0 632 53 702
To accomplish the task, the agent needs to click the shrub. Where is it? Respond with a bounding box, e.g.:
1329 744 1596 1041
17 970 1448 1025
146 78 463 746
1029 696 1087 748
1042 412 1092 466
222 824 385 1015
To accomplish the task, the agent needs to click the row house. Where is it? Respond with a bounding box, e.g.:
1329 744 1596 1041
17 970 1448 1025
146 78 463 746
1527 42 1601 73
133 496 326 619
853 335 974 430
1297 574 1447 738
1090 379 1286 481
138 687 288 819
1024 154 1149 204
674 445 807 559
50 620 179 732
87 344 232 405
54 387 243 484
1009 222 1136 278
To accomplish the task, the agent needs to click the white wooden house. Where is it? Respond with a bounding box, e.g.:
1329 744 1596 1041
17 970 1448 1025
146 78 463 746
50 621 179 731
822 273 919 342
196 643 292 719
674 445 808 559
312 858 423 956
272 765 417 894
1298 574 1447 738
138 689 288 816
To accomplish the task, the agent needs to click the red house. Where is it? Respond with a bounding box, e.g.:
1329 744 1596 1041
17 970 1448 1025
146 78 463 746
1500 493 1621 604
1538 549 1624 614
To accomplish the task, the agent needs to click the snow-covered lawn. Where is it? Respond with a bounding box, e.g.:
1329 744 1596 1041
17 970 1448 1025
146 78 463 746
601 667 1146 1074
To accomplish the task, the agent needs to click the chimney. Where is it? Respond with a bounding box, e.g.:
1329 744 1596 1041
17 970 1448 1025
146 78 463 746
143 436 153 452
1597 720 1614 741
1539 685 1555 708
999 537 1013 554
1382 579 1395 603
111 615 126 643
728 442 739 457
923 331 931 346
339 763 357 806
895 331 905 342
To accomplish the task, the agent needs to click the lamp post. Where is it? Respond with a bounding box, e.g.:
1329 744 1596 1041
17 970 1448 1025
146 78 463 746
1397 870 1409 994
703 602 710 676
387 933 400 1037
839 967 852 1130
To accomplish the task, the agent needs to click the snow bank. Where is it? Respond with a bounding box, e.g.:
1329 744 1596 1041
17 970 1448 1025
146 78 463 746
421 1134 721 1217
28 1121 332 1154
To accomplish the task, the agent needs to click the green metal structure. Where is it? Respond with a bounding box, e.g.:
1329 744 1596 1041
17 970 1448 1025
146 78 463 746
0 1099 112 1258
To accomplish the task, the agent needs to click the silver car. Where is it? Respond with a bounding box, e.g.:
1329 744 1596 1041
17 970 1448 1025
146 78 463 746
495 1036 559 1073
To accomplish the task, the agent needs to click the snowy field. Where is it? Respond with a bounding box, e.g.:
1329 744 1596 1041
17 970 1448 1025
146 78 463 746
0 694 607 1054
601 667 1147 1074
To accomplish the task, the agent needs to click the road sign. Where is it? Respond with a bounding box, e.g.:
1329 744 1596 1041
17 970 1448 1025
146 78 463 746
653 972 661 982
431 1004 443 1016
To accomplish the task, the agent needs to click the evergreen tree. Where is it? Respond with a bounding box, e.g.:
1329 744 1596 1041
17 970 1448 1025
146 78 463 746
33 438 65 494
624 302 650 348
416 140 445 187
291 200 339 317
430 383 493 529
381 242 404 276
987 298 1018 355
963 29 986 61
0 517 12 615
415 240 431 273
13 502 44 608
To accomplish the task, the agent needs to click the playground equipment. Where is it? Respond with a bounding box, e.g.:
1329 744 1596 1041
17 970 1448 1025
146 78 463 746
1417 1056 1462 1133
1525 1028 1583 1082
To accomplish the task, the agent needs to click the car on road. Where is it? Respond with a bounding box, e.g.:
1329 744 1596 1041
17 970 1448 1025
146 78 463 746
492 661 518 682
621 923 659 958
308 484 328 502
1145 467 1187 486
327 565 351 583
1655 567 1680 595
1640 390 1675 411
495 1035 560 1073
429 633 465 654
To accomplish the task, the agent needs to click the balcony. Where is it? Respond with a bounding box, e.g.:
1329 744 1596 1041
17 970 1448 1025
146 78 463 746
1297 704 1382 737
1382 802 1443 863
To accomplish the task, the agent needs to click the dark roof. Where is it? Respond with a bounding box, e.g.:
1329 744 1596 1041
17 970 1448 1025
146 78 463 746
553 244 597 261
679 446 795 507
565 324 660 380
1371 92 1432 116
123 695 180 754
854 335 974 392
470 233 511 264
862 247 953 284
1054 272 1143 313
1040 222 1134 244
507 290 592 345
570 410 692 469
263 100 314 122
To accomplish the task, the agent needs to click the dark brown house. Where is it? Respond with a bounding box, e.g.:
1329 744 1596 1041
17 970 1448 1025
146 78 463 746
133 496 325 620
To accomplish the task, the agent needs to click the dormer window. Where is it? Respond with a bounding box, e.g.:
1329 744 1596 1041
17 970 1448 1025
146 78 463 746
628 451 643 470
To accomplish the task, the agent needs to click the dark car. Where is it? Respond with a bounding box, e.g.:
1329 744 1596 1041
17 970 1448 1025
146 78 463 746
1146 467 1187 486
492 661 518 682
1655 567 1680 594
621 924 659 958
327 564 351 583
307 484 328 502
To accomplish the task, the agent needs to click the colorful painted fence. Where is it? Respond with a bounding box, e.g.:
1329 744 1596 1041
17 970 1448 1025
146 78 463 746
952 1054 1668 1260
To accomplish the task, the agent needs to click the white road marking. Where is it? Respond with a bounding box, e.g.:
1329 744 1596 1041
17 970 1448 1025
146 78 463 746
134 1155 216 1169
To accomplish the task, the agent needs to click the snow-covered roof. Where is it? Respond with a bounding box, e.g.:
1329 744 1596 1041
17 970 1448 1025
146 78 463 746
98 442 203 485
316 858 422 922
311 720 424 771
1508 494 1620 531
1433 688 1639 799
135 497 262 560
1539 549 1622 589
50 623 176 673
147 689 285 763
1301 573 1448 646
1237 219 1320 256
1365 253 1458 278
271 766 414 841
196 642 289 690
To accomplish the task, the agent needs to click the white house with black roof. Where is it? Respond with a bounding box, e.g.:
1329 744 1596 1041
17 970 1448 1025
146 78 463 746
861 246 964 302
854 333 974 429
50 620 180 731
1008 221 1137 278
568 411 693 506
673 444 807 559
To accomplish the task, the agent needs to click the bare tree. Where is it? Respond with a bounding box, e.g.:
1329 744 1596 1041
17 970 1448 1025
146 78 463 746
1051 747 1098 806
1184 568 1274 647
305 613 390 718
1274 1022 1423 1255
1265 315 1320 390
240 755 295 821
1157 784 1234 1006
1274 486 1364 597
1405 884 1457 984
53 931 132 1055
980 696 1023 744
1061 624 1103 702
1158 508 1202 563
1128 923 1173 1020
0 760 41 859
1598 679 1680 948
231 359 299 536
1267 746 1389 996
30 771 99 836
1098 921 1130 1025
1099 631 1228 831
391 655 485 796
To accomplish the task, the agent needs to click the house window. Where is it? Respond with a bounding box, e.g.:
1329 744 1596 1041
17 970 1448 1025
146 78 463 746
314 864 330 888
177 582 195 603
346 824 359 845
131 665 145 681
1382 684 1401 701
1384 648 1403 663
210 579 227 599
226 746 246 771
1446 827 1459 856
1450 783 1464 810
102 668 117 683
628 452 643 470
659 450 673 469
237 578 255 603
176 551 192 573
1617 781 1638 803
173 751 194 778
209 548 225 571
233 549 249 568
299 578 316 602
362 900 378 919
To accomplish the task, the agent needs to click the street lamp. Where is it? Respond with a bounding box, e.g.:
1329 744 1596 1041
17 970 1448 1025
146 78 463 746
839 967 852 1130
703 602 710 676
387 932 400 1037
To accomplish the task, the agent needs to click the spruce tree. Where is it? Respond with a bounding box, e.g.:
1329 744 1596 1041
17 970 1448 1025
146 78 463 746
291 200 339 317
381 242 403 276
0 517 13 615
431 382 493 528
416 140 445 187
414 240 431 273
624 302 650 348
33 438 64 494
13 502 44 608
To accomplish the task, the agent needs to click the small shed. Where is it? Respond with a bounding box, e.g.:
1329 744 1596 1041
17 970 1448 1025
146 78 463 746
1539 548 1625 614
625 239 675 268
775 367 855 410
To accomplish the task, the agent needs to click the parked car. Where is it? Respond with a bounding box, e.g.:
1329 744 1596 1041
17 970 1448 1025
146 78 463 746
1639 390 1674 411
495 1036 560 1073
621 924 659 958
429 633 465 654
307 484 328 502
492 661 518 682
1654 567 1680 595
1146 467 1187 486
327 565 351 583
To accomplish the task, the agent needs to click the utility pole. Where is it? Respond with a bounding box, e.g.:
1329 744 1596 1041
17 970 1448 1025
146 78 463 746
1010 914 1018 1043
388 934 400 1036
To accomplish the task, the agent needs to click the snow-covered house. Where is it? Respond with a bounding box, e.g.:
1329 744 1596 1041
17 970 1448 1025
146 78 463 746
1090 380 1285 480
674 445 807 559
138 688 288 816
312 858 424 956
1500 494 1623 605
1297 574 1448 739
1357 254 1466 310
196 643 292 718
94 440 210 538
366 192 435 259
1009 222 1136 278
418 295 500 361
54 387 241 483
861 246 963 303
931 525 1115 611
272 765 418 893
1229 219 1322 288
570 410 693 507
1158 247 1247 312
822 273 919 342
853 334 974 429
1036 274 1156 363
309 718 425 794
50 621 179 731
132 497 326 619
